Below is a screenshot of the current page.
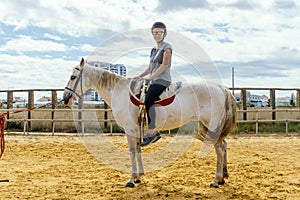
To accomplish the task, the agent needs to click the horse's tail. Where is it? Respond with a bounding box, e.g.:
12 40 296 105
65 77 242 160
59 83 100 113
220 88 237 138
195 87 237 143
194 121 208 142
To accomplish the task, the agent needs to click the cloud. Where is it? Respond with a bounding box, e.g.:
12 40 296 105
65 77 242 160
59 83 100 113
215 51 300 88
70 44 96 53
156 0 209 12
0 0 300 91
0 35 68 53
0 54 77 90
44 33 65 41
218 45 300 73
0 0 146 37
275 0 296 9
225 0 258 10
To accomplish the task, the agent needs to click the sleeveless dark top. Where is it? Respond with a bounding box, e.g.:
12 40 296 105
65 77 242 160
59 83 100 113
149 41 172 87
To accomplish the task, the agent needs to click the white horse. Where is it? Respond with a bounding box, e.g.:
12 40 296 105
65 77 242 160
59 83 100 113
63 58 237 188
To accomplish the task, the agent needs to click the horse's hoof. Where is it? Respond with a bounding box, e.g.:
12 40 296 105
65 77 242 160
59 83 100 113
223 172 229 179
125 182 135 188
139 172 144 176
218 180 225 185
223 170 229 178
134 179 141 184
210 183 219 188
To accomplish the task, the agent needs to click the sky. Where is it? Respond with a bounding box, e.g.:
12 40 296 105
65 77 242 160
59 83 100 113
0 0 300 98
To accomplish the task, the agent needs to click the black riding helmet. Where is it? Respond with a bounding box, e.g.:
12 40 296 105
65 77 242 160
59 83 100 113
151 22 167 37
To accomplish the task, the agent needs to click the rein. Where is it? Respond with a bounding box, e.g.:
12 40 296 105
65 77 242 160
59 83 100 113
0 100 63 159
65 67 84 99
138 80 149 144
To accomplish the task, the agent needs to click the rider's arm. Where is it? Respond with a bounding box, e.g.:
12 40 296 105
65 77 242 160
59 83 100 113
137 62 151 78
149 48 171 80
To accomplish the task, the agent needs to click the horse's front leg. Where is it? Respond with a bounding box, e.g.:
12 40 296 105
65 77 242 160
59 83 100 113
210 140 225 188
125 133 144 187
135 144 144 183
125 134 137 188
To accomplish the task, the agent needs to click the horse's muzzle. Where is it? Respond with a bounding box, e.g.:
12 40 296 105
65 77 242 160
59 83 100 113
63 91 72 105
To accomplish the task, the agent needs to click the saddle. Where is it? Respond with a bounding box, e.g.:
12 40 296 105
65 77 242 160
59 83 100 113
129 79 182 107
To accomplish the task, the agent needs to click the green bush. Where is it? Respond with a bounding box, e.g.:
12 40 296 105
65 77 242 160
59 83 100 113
6 121 23 129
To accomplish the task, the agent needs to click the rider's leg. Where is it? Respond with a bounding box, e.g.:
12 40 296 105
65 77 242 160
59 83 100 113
140 83 166 146
145 83 167 130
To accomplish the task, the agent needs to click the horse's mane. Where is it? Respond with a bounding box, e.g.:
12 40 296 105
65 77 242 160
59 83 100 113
85 64 127 89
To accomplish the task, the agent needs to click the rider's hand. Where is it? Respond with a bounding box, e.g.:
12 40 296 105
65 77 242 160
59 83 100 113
142 76 153 81
128 76 142 80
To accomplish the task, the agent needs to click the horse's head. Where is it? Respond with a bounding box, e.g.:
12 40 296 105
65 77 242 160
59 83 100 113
63 58 88 105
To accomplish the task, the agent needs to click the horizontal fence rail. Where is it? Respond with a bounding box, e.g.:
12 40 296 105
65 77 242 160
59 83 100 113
0 108 115 135
1 88 300 135
1 108 300 136
236 109 300 135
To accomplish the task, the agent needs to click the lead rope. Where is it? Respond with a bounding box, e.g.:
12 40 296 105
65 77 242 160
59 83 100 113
138 80 148 144
0 114 5 158
0 100 63 159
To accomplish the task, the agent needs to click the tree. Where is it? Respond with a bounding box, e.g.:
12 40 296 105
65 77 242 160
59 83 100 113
290 93 295 107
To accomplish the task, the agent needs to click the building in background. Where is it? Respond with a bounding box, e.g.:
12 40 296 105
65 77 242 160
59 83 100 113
234 91 298 107
87 61 126 76
0 96 27 108
84 61 126 101
234 92 269 107
275 97 291 106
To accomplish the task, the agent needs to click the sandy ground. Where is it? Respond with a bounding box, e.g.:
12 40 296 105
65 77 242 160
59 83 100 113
0 134 299 200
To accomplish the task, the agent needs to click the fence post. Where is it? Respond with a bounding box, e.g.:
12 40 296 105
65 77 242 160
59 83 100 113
296 89 300 108
255 110 258 135
28 91 34 129
78 98 84 135
51 90 57 136
104 102 108 129
269 89 276 120
285 110 288 136
7 91 13 127
241 88 247 120
110 119 113 135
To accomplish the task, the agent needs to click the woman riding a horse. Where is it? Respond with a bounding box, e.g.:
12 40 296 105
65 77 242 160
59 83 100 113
134 22 172 147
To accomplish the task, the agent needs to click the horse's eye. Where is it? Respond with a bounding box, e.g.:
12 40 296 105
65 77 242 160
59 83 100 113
71 75 76 80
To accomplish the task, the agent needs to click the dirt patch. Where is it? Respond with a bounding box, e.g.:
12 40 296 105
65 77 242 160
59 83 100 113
0 134 299 199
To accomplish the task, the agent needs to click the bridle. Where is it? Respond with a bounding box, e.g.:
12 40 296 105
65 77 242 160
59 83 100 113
65 67 84 99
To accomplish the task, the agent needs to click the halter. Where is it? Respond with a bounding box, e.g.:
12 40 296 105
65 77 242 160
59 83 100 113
65 67 84 99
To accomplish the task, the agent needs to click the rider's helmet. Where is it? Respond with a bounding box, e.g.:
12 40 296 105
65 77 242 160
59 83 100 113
151 22 167 37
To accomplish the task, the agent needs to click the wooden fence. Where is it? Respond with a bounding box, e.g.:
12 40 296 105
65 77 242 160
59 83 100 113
233 87 300 120
0 108 115 135
0 88 299 135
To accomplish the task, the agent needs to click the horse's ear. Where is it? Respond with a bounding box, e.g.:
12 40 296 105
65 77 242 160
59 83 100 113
80 58 85 68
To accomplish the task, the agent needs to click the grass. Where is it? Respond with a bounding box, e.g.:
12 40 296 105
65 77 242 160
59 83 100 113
236 122 300 134
5 121 299 134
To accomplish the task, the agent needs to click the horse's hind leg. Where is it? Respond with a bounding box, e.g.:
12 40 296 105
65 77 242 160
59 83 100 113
210 140 226 188
223 140 229 179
